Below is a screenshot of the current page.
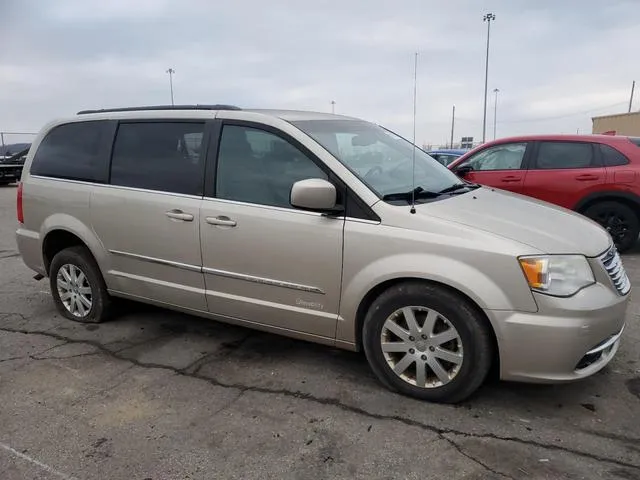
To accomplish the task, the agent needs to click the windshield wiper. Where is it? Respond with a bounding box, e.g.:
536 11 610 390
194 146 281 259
437 182 480 194
382 186 441 201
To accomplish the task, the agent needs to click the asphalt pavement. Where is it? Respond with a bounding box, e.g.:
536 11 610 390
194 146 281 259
0 184 639 480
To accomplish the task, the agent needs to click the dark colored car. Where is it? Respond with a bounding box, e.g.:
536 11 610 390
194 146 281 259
0 147 29 185
448 135 640 252
427 149 467 167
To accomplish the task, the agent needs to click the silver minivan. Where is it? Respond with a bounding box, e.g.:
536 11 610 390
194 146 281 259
16 105 630 402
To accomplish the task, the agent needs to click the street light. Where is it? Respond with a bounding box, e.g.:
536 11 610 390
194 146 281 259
482 12 496 143
166 68 175 106
493 88 499 140
331 100 336 114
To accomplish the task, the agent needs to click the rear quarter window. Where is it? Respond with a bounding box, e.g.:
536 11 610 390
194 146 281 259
30 121 112 182
629 137 640 148
600 144 629 167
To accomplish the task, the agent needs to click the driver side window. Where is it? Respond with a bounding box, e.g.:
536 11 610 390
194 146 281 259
215 125 327 209
465 143 527 171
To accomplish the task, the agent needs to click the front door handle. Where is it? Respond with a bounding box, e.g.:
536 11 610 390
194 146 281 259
206 216 237 227
575 174 599 181
501 175 522 183
165 209 194 221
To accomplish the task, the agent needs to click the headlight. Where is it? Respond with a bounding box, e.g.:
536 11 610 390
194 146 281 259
518 255 595 297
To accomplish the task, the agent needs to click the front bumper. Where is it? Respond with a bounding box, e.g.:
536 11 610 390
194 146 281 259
487 282 629 383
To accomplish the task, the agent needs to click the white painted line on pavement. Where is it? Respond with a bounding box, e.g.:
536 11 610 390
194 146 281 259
0 441 78 480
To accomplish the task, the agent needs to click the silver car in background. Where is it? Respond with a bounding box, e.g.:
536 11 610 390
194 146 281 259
16 105 630 402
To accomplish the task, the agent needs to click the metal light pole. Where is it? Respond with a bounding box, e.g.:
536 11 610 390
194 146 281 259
629 80 635 113
450 105 456 149
482 13 496 143
331 100 336 114
166 68 175 106
493 88 499 140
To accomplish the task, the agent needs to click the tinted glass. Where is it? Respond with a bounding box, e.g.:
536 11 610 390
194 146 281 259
110 122 205 195
535 142 593 169
216 125 327 208
600 144 629 167
30 121 110 182
629 137 640 148
466 143 526 171
292 120 460 198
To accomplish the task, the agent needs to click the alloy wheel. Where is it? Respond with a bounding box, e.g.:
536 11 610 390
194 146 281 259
381 306 463 388
595 211 629 243
56 263 93 318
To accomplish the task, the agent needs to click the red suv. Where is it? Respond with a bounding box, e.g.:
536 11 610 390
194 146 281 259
448 135 640 252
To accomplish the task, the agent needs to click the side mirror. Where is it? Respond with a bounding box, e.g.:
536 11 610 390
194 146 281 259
290 178 341 213
454 165 473 177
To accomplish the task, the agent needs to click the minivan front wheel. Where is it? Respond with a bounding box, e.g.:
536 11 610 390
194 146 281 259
362 282 493 403
49 246 111 323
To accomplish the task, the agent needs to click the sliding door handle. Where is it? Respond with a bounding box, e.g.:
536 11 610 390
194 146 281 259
206 216 237 227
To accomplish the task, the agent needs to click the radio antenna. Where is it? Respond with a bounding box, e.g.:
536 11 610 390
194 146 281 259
410 52 418 214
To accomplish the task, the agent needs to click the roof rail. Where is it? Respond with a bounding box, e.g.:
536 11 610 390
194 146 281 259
77 104 241 115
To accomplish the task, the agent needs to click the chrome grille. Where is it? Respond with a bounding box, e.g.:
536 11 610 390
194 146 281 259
599 246 631 295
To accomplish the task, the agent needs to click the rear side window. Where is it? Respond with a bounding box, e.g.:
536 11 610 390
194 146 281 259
629 137 640 148
534 142 594 169
30 121 111 182
600 144 629 167
110 122 205 196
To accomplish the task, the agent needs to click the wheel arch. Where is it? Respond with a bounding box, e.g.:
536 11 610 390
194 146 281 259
351 277 500 376
41 215 107 276
575 191 640 216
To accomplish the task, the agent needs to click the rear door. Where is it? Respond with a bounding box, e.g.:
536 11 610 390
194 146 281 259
91 120 208 310
457 142 530 193
522 141 605 209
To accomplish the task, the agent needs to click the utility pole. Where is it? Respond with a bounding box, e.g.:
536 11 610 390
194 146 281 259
629 80 635 113
493 88 499 140
482 13 496 143
0 132 4 153
331 100 336 114
450 105 456 149
166 68 175 106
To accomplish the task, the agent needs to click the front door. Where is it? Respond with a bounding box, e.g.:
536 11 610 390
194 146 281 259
458 142 530 193
91 121 208 310
200 122 344 338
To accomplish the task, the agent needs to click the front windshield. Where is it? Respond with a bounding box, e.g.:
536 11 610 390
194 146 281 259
291 119 462 199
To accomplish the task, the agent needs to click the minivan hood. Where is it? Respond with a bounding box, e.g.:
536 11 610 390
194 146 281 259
418 187 611 257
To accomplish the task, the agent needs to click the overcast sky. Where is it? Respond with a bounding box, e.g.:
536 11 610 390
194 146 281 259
1 0 638 147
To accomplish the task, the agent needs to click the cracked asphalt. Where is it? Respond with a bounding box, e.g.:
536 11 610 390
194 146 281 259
0 184 639 480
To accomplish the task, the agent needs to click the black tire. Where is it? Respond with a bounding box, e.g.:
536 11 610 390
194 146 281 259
584 201 639 253
49 246 112 323
362 282 493 403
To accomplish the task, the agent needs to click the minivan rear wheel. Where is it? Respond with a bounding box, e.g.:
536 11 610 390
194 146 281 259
362 282 493 403
584 201 639 253
49 246 112 323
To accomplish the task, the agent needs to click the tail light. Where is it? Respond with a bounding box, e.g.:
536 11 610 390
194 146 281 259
17 182 24 223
